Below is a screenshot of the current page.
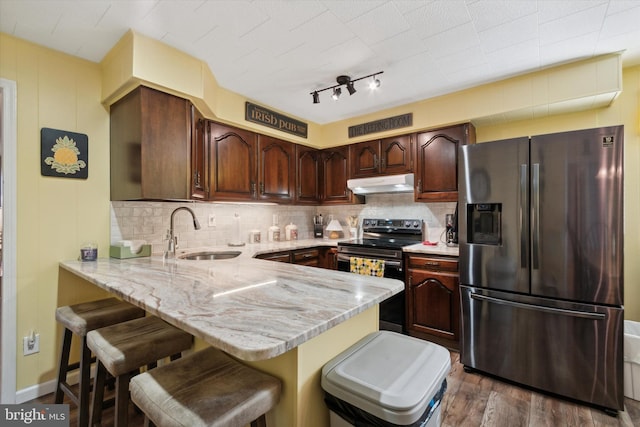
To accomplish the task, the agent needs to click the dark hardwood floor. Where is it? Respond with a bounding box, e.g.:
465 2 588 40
30 351 639 426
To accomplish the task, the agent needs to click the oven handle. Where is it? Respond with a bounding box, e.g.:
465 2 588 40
337 253 402 269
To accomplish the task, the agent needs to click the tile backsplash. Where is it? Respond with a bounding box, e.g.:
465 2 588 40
111 194 456 254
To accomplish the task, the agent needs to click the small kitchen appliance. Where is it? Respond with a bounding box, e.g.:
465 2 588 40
313 214 324 238
337 218 424 333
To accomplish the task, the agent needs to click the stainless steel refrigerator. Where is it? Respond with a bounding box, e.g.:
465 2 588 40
458 125 624 414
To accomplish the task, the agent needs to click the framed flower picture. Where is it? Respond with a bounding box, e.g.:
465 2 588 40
41 127 88 179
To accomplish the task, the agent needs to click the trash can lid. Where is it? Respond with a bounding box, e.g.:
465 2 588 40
321 331 451 425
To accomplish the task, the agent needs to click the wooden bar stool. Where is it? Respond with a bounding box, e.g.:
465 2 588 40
55 298 146 427
87 315 194 427
129 347 281 427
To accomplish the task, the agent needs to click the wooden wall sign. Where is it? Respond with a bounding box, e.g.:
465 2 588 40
348 113 413 138
245 102 308 138
41 127 88 179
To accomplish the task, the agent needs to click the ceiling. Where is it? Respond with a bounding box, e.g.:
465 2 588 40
2 0 640 124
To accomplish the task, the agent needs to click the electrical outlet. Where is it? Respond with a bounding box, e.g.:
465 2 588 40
208 214 216 228
23 333 40 355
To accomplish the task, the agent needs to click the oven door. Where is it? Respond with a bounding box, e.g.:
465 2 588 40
337 253 405 333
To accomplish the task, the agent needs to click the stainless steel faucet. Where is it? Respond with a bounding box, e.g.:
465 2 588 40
166 207 201 258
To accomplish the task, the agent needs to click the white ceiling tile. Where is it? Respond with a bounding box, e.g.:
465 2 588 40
346 2 410 44
370 29 429 63
477 15 537 54
540 32 601 67
403 1 471 40
321 0 387 22
255 0 328 31
467 0 537 32
424 22 481 58
485 38 540 70
537 0 607 23
600 4 640 39
291 10 355 51
539 4 608 46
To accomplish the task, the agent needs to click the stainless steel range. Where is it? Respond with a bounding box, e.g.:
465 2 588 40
337 218 424 333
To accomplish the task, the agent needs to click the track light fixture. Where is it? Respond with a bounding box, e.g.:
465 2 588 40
310 71 383 104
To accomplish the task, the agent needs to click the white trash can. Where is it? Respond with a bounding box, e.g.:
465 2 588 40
624 320 640 401
321 331 451 427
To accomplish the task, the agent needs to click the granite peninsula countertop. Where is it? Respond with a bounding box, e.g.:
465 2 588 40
59 244 404 361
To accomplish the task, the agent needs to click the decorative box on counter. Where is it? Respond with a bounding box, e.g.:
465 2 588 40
109 240 151 259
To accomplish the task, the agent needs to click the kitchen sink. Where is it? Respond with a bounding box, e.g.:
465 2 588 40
178 251 241 260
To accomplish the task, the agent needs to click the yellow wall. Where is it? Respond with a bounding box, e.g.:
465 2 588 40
0 33 111 390
2 28 639 396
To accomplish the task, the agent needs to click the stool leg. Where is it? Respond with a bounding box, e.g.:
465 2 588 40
90 362 107 427
78 336 92 427
114 373 131 427
250 415 267 427
54 328 73 404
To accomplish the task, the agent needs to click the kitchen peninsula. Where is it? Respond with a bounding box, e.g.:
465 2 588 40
59 246 404 427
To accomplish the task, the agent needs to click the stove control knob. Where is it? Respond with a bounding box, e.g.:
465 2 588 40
413 221 420 228
404 220 412 228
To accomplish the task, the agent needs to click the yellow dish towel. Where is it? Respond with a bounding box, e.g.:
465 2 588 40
349 257 386 277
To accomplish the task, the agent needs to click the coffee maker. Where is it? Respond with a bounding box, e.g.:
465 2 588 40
445 204 458 246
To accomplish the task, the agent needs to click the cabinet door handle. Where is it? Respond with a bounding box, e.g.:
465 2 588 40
417 179 422 193
260 182 265 195
425 261 440 267
251 182 256 197
381 157 386 169
374 155 379 168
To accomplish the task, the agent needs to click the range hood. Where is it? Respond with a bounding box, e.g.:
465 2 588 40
347 173 415 195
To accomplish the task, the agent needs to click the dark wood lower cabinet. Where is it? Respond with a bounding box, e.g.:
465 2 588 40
292 248 320 267
406 255 460 350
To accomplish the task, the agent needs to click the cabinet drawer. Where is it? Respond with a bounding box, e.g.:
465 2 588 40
256 251 291 263
293 249 320 265
407 255 458 272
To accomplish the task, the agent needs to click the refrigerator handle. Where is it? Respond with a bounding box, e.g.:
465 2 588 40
532 163 540 269
470 293 606 320
520 164 528 268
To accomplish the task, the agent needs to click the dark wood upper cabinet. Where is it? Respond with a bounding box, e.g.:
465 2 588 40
350 135 413 178
257 135 295 203
414 123 475 202
350 140 380 178
321 146 364 205
190 105 207 200
208 122 258 201
380 135 413 175
110 86 192 200
296 145 321 205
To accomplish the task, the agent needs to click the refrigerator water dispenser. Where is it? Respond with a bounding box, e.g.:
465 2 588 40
467 203 501 245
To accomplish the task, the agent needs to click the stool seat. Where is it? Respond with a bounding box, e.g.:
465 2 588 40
87 316 193 427
56 297 145 337
54 298 145 427
130 347 281 427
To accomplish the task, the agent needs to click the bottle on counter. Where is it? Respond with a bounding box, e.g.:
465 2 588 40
268 214 281 242
285 222 298 240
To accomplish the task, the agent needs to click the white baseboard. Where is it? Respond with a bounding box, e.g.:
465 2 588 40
15 367 95 404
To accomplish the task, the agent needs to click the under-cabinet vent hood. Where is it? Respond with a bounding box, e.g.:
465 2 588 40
347 173 415 195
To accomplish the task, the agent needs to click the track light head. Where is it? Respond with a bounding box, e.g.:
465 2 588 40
312 91 320 104
332 87 341 100
346 81 356 95
369 75 381 90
